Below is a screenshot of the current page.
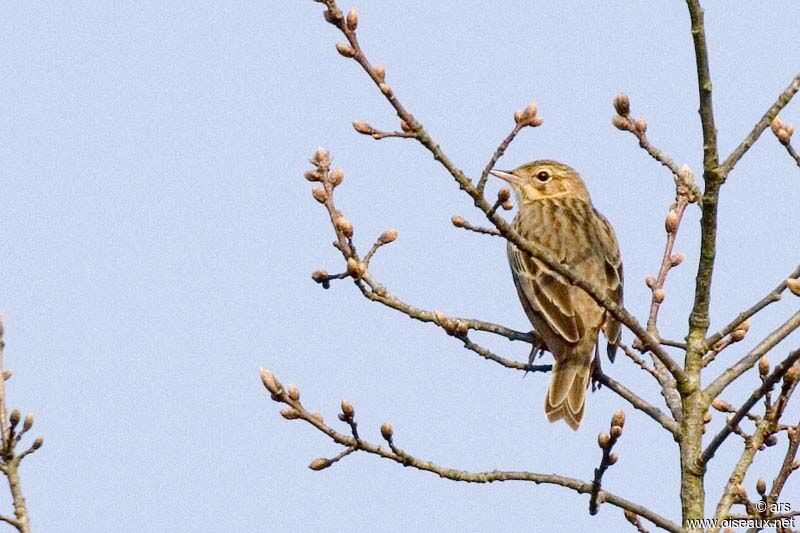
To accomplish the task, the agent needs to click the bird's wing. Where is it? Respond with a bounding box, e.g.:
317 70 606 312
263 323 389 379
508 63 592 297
507 241 582 344
591 210 624 354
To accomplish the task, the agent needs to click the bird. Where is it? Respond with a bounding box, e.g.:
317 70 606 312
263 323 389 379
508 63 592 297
490 160 623 430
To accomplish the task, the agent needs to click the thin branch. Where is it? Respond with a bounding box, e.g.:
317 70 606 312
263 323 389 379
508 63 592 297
593 368 680 436
706 265 800 348
767 423 800 508
260 368 681 533
646 197 689 334
720 74 800 177
611 94 682 177
316 0 685 387
461 335 551 373
701 348 800 466
705 312 800 401
477 122 525 193
784 142 800 168
451 215 502 237
590 411 626 515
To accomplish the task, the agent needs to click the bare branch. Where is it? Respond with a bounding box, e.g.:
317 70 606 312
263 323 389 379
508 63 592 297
611 94 683 177
451 215 502 237
720 74 800 177
590 411 626 515
593 368 679 436
705 312 800 401
476 121 525 193
706 265 800 348
701 349 800 466
261 367 681 533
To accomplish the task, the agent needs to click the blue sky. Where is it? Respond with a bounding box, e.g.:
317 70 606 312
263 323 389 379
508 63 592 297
1 1 799 531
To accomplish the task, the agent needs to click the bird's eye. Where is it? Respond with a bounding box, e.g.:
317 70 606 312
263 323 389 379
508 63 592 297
535 170 551 183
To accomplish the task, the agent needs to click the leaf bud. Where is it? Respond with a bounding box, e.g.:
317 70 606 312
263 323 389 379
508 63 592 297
711 398 733 412
645 275 656 288
652 289 665 303
598 431 610 449
379 83 393 97
280 408 300 420
610 425 622 439
335 42 355 58
32 436 43 450
670 253 685 266
665 209 679 233
451 215 466 228
756 477 766 495
341 400 354 418
758 357 770 378
312 147 330 167
611 409 625 429
259 368 283 396
380 421 393 440
612 115 629 131
304 169 322 182
335 217 354 238
309 458 331 471
634 118 648 134
786 278 800 297
8 410 19 429
613 93 630 115
312 186 328 204
311 270 328 284
287 385 300 401
374 64 386 81
346 8 358 31
23 413 33 432
378 229 398 244
327 168 344 187
607 452 618 465
527 116 544 127
497 188 511 203
352 120 374 135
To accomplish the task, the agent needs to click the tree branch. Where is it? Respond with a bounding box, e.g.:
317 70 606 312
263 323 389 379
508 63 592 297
720 74 800 177
701 348 800 466
705 312 800 401
706 265 800 348
260 368 681 533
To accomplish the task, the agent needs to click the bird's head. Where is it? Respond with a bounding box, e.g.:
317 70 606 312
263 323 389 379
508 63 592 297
490 160 590 205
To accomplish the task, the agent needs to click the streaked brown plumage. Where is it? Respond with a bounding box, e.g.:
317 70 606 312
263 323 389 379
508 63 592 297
490 160 623 430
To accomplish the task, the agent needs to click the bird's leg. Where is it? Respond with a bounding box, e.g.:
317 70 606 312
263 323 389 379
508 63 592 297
527 330 549 365
522 330 549 378
590 344 603 392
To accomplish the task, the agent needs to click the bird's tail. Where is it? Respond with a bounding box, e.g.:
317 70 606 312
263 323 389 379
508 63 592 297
544 361 590 430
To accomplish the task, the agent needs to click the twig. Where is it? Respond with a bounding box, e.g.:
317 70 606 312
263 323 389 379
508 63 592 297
461 335 551 373
706 265 800 348
784 142 800 167
767 422 800 507
593 368 679 436
646 197 689 334
711 356 800 525
701 348 800 465
451 215 501 237
477 122 524 193
705 312 800 401
720 74 800 177
611 94 682 177
590 411 626 515
260 368 681 533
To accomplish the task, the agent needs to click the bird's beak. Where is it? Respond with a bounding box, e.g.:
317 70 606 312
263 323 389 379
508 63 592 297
489 169 521 187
